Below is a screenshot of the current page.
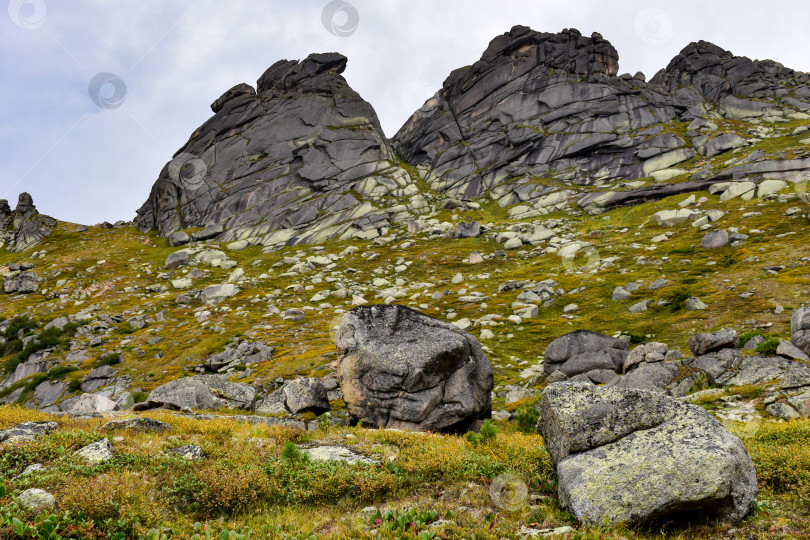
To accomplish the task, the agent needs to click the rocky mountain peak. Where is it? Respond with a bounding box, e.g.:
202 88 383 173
135 53 427 247
14 192 36 214
0 192 56 252
478 26 618 78
256 52 348 95
650 39 809 104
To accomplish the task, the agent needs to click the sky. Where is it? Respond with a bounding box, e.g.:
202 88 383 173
2 0 809 225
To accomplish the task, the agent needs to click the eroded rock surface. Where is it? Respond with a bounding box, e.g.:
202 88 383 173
336 304 493 432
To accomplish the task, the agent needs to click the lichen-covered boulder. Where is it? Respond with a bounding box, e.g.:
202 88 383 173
537 382 758 526
336 304 493 432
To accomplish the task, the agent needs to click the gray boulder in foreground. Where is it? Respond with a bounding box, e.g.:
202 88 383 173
537 382 757 526
336 304 493 432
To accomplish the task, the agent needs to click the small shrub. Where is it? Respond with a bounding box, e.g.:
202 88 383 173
755 338 780 355
514 404 540 434
94 353 122 368
479 419 498 442
738 330 767 348
131 391 148 403
3 316 37 340
281 441 309 463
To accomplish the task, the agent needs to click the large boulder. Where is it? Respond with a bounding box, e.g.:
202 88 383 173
791 307 810 356
538 382 758 526
138 374 257 411
543 330 629 378
335 304 493 432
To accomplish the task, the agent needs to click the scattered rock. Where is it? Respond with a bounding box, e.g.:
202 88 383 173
18 488 55 511
167 444 205 460
302 445 378 465
701 230 729 249
100 417 170 432
283 378 330 414
0 421 57 444
689 329 737 356
77 438 114 464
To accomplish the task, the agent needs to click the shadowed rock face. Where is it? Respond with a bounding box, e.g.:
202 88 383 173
392 26 678 201
0 193 56 252
135 52 427 246
335 304 493 432
650 40 810 116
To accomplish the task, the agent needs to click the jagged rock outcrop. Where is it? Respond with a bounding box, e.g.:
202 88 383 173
0 193 56 252
392 26 679 204
135 53 428 247
392 27 810 220
650 40 810 119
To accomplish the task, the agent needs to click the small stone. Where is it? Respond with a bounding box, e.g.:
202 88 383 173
18 488 55 511
685 297 707 310
702 230 729 249
167 444 205 460
77 438 113 464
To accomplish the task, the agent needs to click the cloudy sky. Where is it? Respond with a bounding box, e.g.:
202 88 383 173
2 0 809 225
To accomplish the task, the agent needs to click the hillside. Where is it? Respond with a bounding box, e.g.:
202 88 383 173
1 25 810 539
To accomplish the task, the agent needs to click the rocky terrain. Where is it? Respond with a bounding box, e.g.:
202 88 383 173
2 25 810 539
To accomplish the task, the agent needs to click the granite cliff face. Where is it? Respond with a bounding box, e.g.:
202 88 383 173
134 52 427 248
132 26 810 244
